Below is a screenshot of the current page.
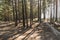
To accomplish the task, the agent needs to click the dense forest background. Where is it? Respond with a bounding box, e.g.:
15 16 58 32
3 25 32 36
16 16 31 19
0 0 60 40
0 0 59 23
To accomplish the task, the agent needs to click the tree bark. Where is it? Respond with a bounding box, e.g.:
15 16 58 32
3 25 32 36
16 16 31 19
55 0 58 22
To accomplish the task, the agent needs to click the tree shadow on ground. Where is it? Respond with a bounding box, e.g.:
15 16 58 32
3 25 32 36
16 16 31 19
22 24 41 40
0 26 31 40
22 22 60 40
0 21 39 40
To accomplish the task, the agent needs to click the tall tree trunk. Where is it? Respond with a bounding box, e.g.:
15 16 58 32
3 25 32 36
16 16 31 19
43 0 46 20
40 0 42 23
38 0 41 23
38 0 40 21
12 0 15 21
24 0 28 28
30 0 33 27
22 0 25 28
55 0 58 22
50 5 53 23
53 0 55 21
50 0 53 23
15 0 18 26
18 0 21 23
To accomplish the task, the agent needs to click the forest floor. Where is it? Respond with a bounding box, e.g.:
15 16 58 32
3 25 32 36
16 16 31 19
0 21 60 40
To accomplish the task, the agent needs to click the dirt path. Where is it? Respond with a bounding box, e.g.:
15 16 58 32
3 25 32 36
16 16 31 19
0 22 39 40
0 22 60 40
15 22 60 40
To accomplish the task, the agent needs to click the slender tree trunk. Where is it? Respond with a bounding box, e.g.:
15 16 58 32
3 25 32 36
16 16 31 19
15 0 18 26
18 0 21 23
50 0 53 23
53 0 55 21
43 0 46 20
50 6 52 23
24 0 28 28
38 0 41 23
38 0 40 21
55 0 58 22
22 0 25 28
30 0 33 28
40 0 42 23
12 0 15 21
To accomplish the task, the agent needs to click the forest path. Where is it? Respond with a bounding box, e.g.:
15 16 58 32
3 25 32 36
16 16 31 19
0 21 60 40
15 22 60 40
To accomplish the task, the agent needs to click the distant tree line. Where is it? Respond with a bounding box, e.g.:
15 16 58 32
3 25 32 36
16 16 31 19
0 0 58 27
